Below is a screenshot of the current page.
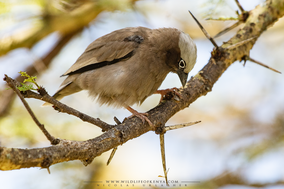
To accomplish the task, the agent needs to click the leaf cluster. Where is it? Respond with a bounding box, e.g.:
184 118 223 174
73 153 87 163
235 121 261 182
17 71 40 92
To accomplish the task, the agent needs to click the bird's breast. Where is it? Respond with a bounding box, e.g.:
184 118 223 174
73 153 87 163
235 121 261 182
75 54 169 107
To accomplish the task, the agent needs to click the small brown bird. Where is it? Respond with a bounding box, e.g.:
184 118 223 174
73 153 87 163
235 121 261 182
45 27 197 125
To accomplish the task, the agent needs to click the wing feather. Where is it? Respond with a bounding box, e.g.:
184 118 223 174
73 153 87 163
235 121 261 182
62 27 150 76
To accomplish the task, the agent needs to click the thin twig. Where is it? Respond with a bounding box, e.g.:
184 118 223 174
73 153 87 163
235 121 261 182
160 133 169 186
214 21 241 38
4 76 114 131
188 10 219 48
225 36 257 49
106 117 121 165
243 56 281 74
42 94 115 131
235 0 245 13
4 75 59 145
165 121 201 131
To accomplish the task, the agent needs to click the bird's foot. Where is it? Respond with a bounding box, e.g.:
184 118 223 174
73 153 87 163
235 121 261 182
126 106 153 127
156 87 182 103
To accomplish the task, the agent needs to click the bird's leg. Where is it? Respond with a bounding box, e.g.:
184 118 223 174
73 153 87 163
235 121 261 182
124 106 153 127
156 87 182 103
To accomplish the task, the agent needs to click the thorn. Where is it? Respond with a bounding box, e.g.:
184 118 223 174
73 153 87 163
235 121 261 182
188 10 219 48
158 169 170 178
165 121 201 131
235 0 245 13
243 56 281 74
225 36 257 49
236 10 240 16
160 133 169 186
107 147 117 166
242 57 247 67
114 116 121 125
106 117 121 165
214 21 241 38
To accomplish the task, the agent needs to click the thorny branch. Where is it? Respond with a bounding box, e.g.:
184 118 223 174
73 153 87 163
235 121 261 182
0 0 283 175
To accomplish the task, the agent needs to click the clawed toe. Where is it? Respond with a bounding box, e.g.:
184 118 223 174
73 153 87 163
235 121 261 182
125 106 153 127
156 87 182 102
131 112 153 127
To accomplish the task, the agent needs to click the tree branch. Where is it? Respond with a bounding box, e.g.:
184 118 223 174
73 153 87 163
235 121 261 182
3 75 114 132
1 0 284 171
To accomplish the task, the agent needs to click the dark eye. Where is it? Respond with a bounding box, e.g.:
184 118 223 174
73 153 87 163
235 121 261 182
179 59 186 69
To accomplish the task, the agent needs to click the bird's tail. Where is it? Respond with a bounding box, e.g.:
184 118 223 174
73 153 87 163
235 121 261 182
42 81 81 106
42 93 64 106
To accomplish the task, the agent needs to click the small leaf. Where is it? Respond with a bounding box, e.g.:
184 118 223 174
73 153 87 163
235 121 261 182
17 83 36 92
18 71 40 89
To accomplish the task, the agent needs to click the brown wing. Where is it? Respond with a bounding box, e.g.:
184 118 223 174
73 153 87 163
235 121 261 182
62 27 151 76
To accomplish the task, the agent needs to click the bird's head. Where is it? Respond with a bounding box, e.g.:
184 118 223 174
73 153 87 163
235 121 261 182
176 31 197 88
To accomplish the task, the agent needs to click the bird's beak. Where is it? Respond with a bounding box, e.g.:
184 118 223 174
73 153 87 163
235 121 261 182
177 69 188 88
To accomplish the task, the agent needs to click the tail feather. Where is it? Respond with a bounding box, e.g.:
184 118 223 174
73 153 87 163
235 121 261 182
42 93 64 106
42 81 81 106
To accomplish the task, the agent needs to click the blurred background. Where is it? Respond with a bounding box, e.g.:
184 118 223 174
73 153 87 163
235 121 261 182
0 0 284 188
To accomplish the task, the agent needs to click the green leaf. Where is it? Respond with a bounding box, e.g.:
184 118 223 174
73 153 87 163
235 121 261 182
17 71 40 91
17 83 36 92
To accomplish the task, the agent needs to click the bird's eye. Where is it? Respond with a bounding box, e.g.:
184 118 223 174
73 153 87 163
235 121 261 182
179 59 186 69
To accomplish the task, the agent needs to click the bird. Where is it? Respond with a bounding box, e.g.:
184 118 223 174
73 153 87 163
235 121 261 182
44 27 197 126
